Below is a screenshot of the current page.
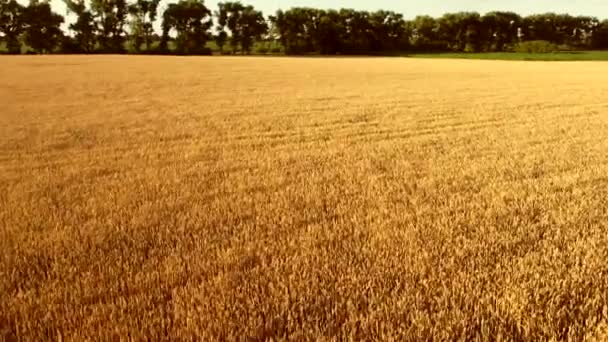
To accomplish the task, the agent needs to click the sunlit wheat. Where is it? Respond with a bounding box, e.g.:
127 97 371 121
1 56 608 340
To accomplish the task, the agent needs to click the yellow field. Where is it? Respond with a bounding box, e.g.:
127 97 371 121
2 56 608 340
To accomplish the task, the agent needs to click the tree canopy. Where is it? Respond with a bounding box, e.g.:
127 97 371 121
22 0 64 54
2 1 608 55
128 0 160 51
161 0 212 54
217 1 267 54
0 0 26 53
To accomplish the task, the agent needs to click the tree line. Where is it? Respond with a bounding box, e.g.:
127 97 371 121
2 0 608 55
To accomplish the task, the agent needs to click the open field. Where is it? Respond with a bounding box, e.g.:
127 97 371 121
2 56 608 340
408 51 608 61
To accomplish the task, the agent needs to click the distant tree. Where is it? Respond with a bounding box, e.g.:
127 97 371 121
128 0 160 52
238 5 267 54
4 1 607 56
91 0 128 52
409 15 441 51
263 13 282 52
22 0 64 53
217 2 267 54
437 12 484 52
215 2 234 51
567 16 599 48
339 9 372 54
161 0 212 54
592 19 608 49
215 30 228 53
63 0 96 52
368 10 409 52
271 7 410 55
482 12 521 51
316 9 343 54
271 8 315 54
522 13 560 44
0 0 25 53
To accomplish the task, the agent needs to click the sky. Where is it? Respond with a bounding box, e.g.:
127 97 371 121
47 0 608 30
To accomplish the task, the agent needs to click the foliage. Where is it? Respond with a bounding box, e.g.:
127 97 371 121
0 0 25 53
217 1 267 54
592 20 608 49
409 16 440 51
22 0 64 53
3 2 608 56
128 0 160 51
161 0 212 55
514 40 559 53
407 50 608 61
437 12 484 52
482 12 521 52
270 8 408 55
91 0 128 52
63 0 96 52
214 30 227 53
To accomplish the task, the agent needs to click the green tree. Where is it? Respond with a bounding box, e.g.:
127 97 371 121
22 0 64 53
161 0 212 54
238 5 267 54
437 12 483 52
522 13 560 43
567 16 598 48
482 12 521 51
0 0 25 54
592 19 608 49
63 0 96 52
271 7 410 55
409 15 441 51
214 30 228 53
217 2 267 54
128 0 160 52
216 2 237 52
339 9 373 54
91 0 128 52
368 10 409 52
316 9 343 54
271 8 316 54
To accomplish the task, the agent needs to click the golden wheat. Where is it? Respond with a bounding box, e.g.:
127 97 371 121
1 56 608 340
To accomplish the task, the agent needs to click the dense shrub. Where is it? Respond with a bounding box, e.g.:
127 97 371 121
60 37 83 54
144 46 213 56
514 40 559 53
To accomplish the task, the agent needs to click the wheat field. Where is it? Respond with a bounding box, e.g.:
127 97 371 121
1 56 608 340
